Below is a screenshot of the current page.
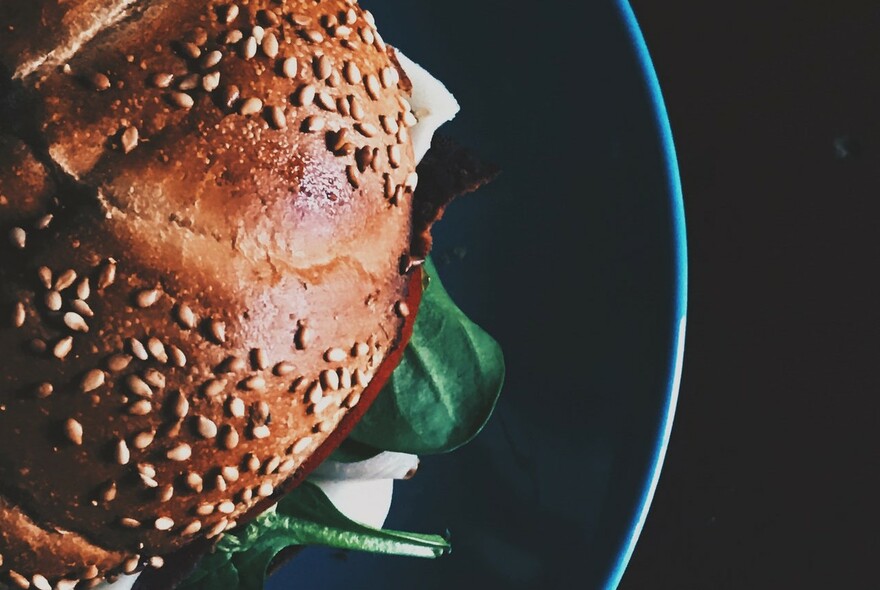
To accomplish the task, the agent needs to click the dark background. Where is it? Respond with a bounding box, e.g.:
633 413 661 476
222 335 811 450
622 2 879 588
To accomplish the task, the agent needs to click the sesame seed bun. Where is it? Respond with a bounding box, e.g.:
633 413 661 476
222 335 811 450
0 0 422 586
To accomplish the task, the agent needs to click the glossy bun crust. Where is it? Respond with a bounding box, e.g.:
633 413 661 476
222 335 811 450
0 1 421 586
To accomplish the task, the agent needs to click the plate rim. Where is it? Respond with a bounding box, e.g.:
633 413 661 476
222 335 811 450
605 1 688 588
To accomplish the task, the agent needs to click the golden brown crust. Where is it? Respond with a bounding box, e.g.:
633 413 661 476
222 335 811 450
0 0 421 586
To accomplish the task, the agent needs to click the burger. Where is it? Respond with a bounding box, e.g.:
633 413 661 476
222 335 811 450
0 1 503 589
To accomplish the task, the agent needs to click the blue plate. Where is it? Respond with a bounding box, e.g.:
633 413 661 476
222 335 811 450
268 0 686 588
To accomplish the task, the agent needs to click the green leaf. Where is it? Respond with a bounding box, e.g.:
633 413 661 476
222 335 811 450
177 482 450 590
328 438 384 463
350 257 505 454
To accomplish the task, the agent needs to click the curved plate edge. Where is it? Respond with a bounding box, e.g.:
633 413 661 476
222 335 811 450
605 1 688 588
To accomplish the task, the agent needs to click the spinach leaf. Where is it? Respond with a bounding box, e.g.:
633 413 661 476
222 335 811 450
351 257 505 454
177 482 450 590
328 438 384 463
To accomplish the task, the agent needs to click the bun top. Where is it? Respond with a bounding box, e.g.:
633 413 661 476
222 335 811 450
0 1 422 586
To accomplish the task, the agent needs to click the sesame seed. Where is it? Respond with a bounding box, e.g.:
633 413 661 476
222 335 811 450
100 481 117 502
64 418 84 445
242 36 257 59
381 67 398 88
97 259 117 289
359 27 374 44
404 110 418 127
121 125 139 153
382 116 400 136
251 25 265 43
206 519 227 539
44 290 62 311
227 395 245 418
282 57 299 78
56 580 79 590
314 396 335 413
292 437 312 454
396 301 411 317
325 348 347 363
150 556 165 569
242 375 266 391
223 29 243 44
147 337 168 363
75 277 91 299
222 466 240 481
133 430 155 449
202 71 221 92
315 420 332 433
143 368 165 389
314 55 332 80
31 574 51 590
295 84 316 107
169 91 194 109
355 122 378 137
83 565 99 580
171 391 190 419
136 288 161 308
128 337 149 360
317 90 336 111
346 165 360 188
262 33 279 58
178 74 201 91
125 375 153 398
154 517 174 531
34 382 53 398
6 570 28 589
306 381 323 403
72 299 94 318
263 456 281 474
257 482 274 497
169 344 187 367
365 74 381 99
204 379 227 398
244 453 260 471
208 319 226 343
11 301 25 328
222 425 239 449
128 399 152 415
53 336 73 360
268 105 287 129
196 502 214 516
182 520 202 535
54 268 77 291
139 463 157 479
356 146 372 172
123 556 140 574
274 361 295 376
196 416 218 438
180 41 201 59
279 458 296 473
353 368 370 388
175 303 196 329
215 474 227 492
167 443 192 461
151 72 174 88
218 501 235 514
222 3 239 24
303 116 326 132
252 424 270 439
201 50 223 69
140 472 158 488
338 367 352 389
8 227 26 249
333 25 352 37
350 96 365 119
321 369 340 391
116 439 130 465
346 8 358 25
239 97 263 116
238 487 253 502
37 266 52 289
157 484 174 502
187 474 205 493
304 29 324 43
221 84 240 109
34 213 53 230
353 342 369 357
344 391 362 408
80 369 105 393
